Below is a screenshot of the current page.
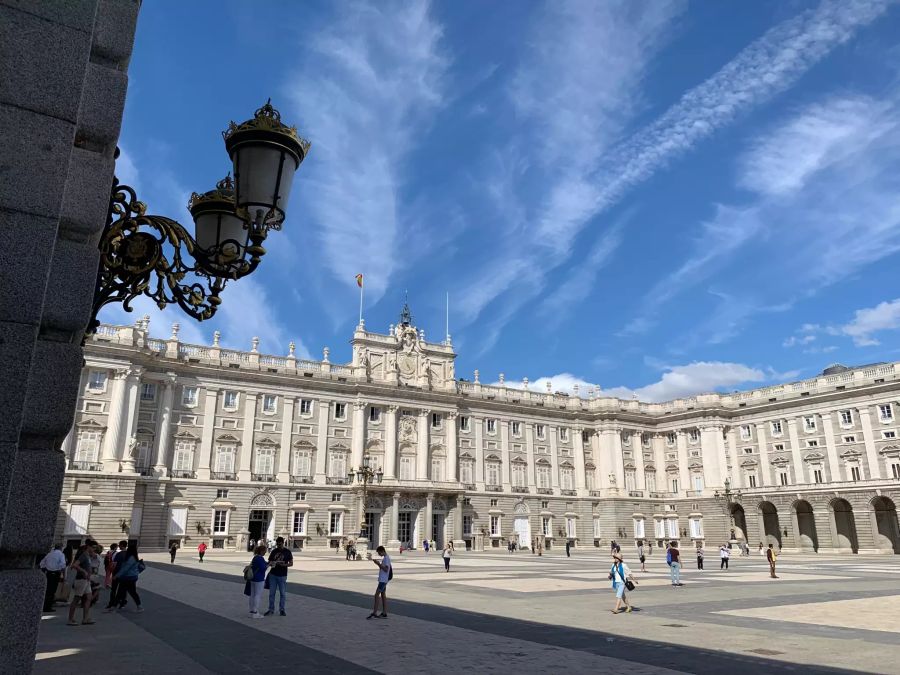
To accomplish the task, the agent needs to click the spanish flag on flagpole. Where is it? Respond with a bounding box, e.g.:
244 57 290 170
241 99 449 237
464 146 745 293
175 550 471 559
356 274 364 326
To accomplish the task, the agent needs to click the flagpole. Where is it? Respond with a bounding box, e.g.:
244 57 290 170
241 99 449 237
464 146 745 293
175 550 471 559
445 291 450 343
359 280 364 326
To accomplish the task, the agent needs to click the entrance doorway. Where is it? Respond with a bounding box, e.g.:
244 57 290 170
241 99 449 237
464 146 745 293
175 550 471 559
399 512 412 548
513 516 530 549
794 500 818 551
730 504 747 541
831 499 859 553
760 502 781 547
432 514 445 547
363 512 381 549
872 497 900 553
248 509 272 550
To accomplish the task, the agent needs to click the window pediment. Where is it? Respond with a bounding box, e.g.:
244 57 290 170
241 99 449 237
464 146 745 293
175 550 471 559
536 458 551 466
216 433 241 443
878 444 900 457
484 453 501 462
75 418 105 429
293 439 315 448
256 436 279 446
174 430 199 440
839 448 862 459
740 458 758 468
803 451 825 462
329 443 349 451
559 460 574 469
688 460 703 470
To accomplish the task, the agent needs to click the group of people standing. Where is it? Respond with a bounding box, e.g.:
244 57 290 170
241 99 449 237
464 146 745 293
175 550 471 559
39 539 144 626
244 536 294 619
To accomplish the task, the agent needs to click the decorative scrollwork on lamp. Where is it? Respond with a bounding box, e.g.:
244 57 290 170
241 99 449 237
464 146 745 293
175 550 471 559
88 100 310 334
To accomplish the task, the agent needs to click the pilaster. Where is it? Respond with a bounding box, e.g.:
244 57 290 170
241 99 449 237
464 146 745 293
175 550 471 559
417 408 430 480
315 399 329 480
631 432 645 493
238 393 257 481
787 418 805 484
500 420 511 491
388 491 401 550
573 426 586 494
474 416 485 488
277 397 294 482
101 368 128 471
525 422 537 490
384 405 398 479
857 408 882 479
549 425 560 490
755 423 770 487
821 413 841 482
351 399 366 471
446 411 458 481
196 387 219 480
675 430 690 496
152 374 176 476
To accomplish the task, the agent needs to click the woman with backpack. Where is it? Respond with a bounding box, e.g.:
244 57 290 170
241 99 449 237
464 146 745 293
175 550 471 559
245 544 268 619
114 542 144 612
609 552 635 614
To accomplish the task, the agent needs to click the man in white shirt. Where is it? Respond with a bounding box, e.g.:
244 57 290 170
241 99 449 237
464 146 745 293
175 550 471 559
39 544 67 612
720 544 730 570
367 546 391 619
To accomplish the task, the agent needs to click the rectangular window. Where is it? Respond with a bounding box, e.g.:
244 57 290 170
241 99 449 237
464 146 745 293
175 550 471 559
490 499 498 507
807 440 819 448
140 383 157 402
486 419 497 434
174 440 194 471
292 511 305 535
262 394 277 413
399 456 413 480
779 471 789 486
169 507 187 535
646 473 656 493
331 493 342 502
537 465 550 489
431 412 441 429
688 429 699 443
743 447 754 454
689 518 703 539
182 386 198 407
223 391 239 409
255 447 275 475
666 432 676 445
299 399 312 415
670 478 679 493
561 468 574 490
329 452 347 479
512 463 525 487
622 433 631 446
74 430 102 463
747 474 757 488
633 518 645 538
431 458 443 482
773 443 784 451
536 424 546 440
559 428 569 442
879 404 893 422
850 465 861 481
463 516 473 536
293 450 311 477
490 515 500 536
804 416 816 432
566 517 576 538
666 519 679 539
770 421 782 436
843 435 856 443
213 509 228 534
486 463 500 486
840 410 853 426
334 403 347 420
459 416 470 432
460 461 473 484
65 504 91 535
369 407 381 423
87 371 107 392
295 491 306 501
891 462 900 480
654 518 665 539
813 468 824 483
884 431 897 439
693 475 704 492
216 489 229 499
511 421 521 436
329 512 342 535
215 445 235 473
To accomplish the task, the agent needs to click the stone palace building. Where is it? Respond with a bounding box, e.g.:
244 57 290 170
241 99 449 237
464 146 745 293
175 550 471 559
55 305 900 555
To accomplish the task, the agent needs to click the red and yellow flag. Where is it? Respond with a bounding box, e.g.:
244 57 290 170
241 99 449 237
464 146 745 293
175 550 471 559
355 273 364 288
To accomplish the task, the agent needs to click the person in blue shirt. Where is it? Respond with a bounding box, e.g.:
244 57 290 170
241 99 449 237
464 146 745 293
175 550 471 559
104 539 129 611
264 537 293 617
248 545 268 619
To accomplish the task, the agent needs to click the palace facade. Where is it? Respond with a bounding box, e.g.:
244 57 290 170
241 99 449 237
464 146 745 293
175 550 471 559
55 306 900 555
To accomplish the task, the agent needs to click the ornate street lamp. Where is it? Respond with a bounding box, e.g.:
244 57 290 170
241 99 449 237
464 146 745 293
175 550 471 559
88 100 310 334
348 453 383 545
714 478 743 505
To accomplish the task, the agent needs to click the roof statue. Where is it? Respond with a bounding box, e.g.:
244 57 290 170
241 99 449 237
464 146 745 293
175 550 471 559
399 291 413 327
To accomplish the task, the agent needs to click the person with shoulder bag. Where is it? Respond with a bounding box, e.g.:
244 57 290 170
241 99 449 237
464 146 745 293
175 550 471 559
113 542 144 612
608 552 635 614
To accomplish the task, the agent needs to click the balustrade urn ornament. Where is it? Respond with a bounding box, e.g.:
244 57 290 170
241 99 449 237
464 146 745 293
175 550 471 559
213 330 221 346
474 369 480 384
323 347 330 363
170 323 180 340
251 336 260 352
288 341 296 356
87 101 309 335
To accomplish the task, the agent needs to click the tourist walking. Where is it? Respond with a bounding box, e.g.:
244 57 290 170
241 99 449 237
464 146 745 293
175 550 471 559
103 543 118 588
639 548 647 572
67 543 95 626
39 544 66 612
442 544 452 572
169 541 179 563
767 544 778 578
423 539 429 553
198 541 207 563
114 542 144 611
758 542 764 555
89 542 105 606
368 545 391 619
667 542 682 586
104 540 128 611
565 540 571 558
696 546 704 570
720 544 730 569
265 537 293 616
609 552 635 614
246 544 267 619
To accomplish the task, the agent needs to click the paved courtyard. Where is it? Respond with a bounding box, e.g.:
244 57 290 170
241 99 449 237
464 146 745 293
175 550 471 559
34 549 900 674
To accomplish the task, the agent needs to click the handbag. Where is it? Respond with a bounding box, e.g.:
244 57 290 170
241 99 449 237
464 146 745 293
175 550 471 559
264 573 270 590
625 580 636 591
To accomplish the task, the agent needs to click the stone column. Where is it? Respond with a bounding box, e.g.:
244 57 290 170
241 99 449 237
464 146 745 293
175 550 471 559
425 493 434 542
446 411 458 481
787 418 805 484
152 374 176 476
573 426 586 493
315 400 329 480
549 425 561 490
388 491 401 550
278 397 294 482
857 408 882 479
474 417 485 487
755 423 770 486
196 388 219 480
652 434 666 492
351 400 366 472
101 369 129 471
699 425 724 491
612 430 626 493
417 409 430 480
500 420 512 491
118 368 143 471
238 393 257 481
820 413 842 482
675 431 690 496
454 494 466 549
596 428 611 491
525 422 537 490
383 405 398 480
632 432 646 493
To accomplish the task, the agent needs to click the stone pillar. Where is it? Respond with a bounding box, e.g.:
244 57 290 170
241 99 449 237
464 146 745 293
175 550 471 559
196 388 219 480
632 432 645 493
755 423 771 486
238 393 257 481
549 425 561 490
725 427 740 487
152 374 176 476
611 430 626 493
525 422 537 490
118 367 143 471
787 418 805 484
425 493 434 542
454 494 466 550
652 434 666 492
675 431 690 496
101 369 129 471
857 408 882 479
388 492 401 550
573 426 586 493
277 397 294 482
417 409 430 480
315 400 329 480
446 411 458 481
699 424 724 491
820 413 841 482
500 420 511 491
383 405 398 480
0 2 141 670
474 417 485 487
351 400 366 472
596 428 612 491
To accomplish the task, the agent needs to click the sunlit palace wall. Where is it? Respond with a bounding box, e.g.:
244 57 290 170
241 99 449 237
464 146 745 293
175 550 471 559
56 316 900 556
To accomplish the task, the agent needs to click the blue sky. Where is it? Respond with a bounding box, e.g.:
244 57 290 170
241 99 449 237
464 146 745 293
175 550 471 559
103 0 900 402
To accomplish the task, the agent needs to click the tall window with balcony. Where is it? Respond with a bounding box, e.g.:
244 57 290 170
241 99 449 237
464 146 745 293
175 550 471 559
329 451 347 481
585 469 595 492
215 444 236 478
73 430 102 468
181 386 198 407
537 464 551 490
689 517 703 539
666 432 676 446
254 447 275 479
566 517 576 538
670 476 679 493
431 458 443 481
746 472 757 488
692 474 704 493
135 437 152 471
511 421 521 437
625 470 636 492
813 467 824 483
666 518 679 539
779 471 789 486
460 459 474 485
293 449 311 480
850 464 861 481
486 461 500 487
399 455 414 480
173 440 195 476
654 518 665 539
560 466 574 491
511 462 526 489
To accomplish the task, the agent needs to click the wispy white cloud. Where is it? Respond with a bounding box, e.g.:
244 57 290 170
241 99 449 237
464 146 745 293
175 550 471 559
285 0 448 308
492 373 601 396
784 334 817 347
604 361 769 402
822 298 900 346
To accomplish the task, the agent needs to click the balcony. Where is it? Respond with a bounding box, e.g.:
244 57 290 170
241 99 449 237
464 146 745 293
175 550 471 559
211 472 236 481
537 488 554 495
628 490 645 498
171 470 196 479
561 489 577 496
485 484 502 492
291 475 314 484
69 461 103 472
589 490 603 497
326 477 349 485
137 466 153 476
686 490 703 497
462 483 476 490
649 491 673 498
251 473 277 483
511 486 530 493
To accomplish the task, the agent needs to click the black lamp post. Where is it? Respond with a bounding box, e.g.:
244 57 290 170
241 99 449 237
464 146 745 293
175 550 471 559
88 100 309 334
348 453 383 544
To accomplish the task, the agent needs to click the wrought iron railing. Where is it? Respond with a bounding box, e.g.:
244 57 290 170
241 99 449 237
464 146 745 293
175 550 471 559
211 472 236 481
171 470 196 479
251 473 277 482
326 476 349 485
561 489 577 496
291 475 314 484
511 486 530 493
485 484 502 492
70 461 103 471
537 487 554 495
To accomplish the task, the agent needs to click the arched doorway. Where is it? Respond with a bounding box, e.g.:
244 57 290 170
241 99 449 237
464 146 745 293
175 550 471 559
871 497 900 553
793 500 818 552
759 501 781 547
730 504 747 541
831 498 859 553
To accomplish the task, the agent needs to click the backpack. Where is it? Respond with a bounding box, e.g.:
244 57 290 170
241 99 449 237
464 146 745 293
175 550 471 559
243 564 254 581
388 565 394 581
666 549 672 566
